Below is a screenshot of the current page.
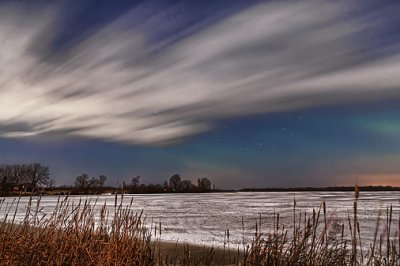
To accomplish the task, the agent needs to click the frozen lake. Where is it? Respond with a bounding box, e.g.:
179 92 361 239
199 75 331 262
1 191 399 247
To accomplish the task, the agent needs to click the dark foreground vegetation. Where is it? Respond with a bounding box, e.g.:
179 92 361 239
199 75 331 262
0 188 399 265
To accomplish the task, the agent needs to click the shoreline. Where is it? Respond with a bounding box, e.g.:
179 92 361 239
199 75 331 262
2 186 400 197
153 239 244 264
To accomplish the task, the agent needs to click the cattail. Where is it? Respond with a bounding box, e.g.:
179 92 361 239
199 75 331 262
355 183 360 200
242 216 245 245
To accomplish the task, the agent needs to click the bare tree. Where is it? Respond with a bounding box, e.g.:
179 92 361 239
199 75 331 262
0 165 13 183
98 175 107 187
26 163 50 188
169 174 182 192
88 177 99 188
8 164 26 184
74 173 89 188
162 181 169 192
0 163 50 191
131 176 140 188
181 180 193 191
197 177 212 191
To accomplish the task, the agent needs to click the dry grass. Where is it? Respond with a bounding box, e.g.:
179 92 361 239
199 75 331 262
240 190 400 265
0 194 154 265
0 189 399 265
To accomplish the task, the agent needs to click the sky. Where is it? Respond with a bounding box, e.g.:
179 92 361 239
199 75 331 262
1 0 400 188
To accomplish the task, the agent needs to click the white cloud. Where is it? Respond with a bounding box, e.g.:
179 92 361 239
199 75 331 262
1 1 400 145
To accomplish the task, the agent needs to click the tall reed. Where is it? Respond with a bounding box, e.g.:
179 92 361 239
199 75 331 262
0 194 154 265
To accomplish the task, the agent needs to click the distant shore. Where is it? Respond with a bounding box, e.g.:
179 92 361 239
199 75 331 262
1 185 400 197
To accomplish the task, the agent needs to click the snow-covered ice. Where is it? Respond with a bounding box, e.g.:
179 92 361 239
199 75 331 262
0 191 399 248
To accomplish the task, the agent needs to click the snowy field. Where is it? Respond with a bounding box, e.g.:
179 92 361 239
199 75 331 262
1 191 399 248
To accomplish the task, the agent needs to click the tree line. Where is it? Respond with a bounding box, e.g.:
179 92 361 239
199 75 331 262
0 163 50 192
72 173 213 194
0 163 214 195
125 174 213 193
74 173 107 189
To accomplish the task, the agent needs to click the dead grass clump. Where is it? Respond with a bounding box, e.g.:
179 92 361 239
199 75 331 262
0 195 154 265
241 189 400 266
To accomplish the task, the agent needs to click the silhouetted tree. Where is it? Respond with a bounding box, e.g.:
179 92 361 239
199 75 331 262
74 173 89 188
197 177 212 191
98 175 107 187
131 176 141 188
26 163 50 188
0 163 50 191
88 177 98 188
0 165 11 188
169 174 182 192
181 180 193 192
162 181 169 192
9 164 26 184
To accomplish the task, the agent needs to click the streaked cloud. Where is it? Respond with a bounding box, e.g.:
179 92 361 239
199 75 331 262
1 1 400 145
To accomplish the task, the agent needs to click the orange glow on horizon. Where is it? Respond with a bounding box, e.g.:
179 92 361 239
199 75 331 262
338 174 400 187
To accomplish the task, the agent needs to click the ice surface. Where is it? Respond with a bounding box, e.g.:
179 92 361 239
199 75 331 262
0 192 399 248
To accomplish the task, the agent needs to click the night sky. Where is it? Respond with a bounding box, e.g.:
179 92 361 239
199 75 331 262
1 0 400 188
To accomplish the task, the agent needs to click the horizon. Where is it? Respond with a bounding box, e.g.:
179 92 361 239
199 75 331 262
2 1 400 189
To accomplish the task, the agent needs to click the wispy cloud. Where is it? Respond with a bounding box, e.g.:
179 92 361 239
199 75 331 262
1 1 400 145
